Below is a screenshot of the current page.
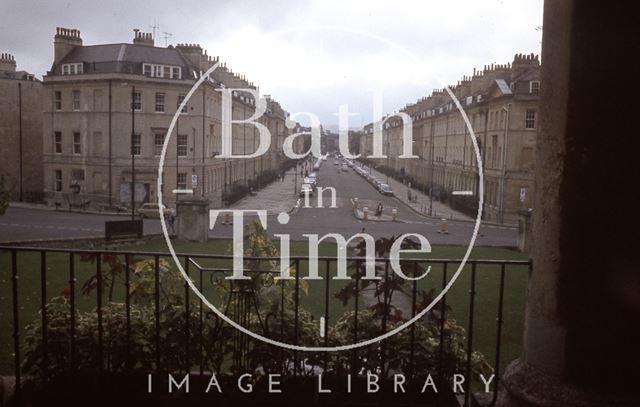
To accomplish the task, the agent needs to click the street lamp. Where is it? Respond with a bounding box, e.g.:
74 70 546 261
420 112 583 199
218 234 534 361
130 85 136 221
18 82 23 202
498 103 511 224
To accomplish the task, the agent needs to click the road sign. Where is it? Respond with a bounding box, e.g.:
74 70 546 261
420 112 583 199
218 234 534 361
520 187 526 203
191 174 198 188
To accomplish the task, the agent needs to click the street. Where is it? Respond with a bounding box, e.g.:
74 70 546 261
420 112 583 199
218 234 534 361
0 164 517 247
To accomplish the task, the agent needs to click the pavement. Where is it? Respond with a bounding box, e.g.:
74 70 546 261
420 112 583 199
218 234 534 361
363 166 474 222
229 169 300 215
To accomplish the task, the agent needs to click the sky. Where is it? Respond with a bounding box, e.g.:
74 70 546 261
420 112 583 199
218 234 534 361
0 0 543 127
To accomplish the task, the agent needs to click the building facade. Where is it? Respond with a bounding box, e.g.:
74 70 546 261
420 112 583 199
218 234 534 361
42 27 302 210
360 53 540 224
0 53 43 201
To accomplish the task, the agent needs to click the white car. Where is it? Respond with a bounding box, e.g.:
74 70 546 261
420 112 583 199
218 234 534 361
137 203 174 219
299 183 314 197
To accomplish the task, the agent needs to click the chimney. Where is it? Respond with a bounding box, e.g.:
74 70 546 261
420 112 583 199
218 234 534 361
54 27 82 65
0 53 16 73
133 29 154 47
512 52 540 78
176 43 204 69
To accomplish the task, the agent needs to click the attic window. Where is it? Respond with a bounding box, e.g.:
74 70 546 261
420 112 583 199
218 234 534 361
466 96 473 105
142 63 181 79
62 63 83 75
529 81 540 94
477 95 483 102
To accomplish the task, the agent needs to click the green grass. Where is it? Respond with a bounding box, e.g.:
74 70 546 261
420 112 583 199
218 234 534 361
0 239 528 376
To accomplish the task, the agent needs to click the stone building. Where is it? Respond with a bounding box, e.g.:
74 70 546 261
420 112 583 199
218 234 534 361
0 53 43 201
42 27 301 210
360 54 540 224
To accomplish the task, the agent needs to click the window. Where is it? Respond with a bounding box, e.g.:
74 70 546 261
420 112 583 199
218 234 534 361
177 94 187 113
131 133 141 156
525 110 536 129
155 93 165 112
54 91 62 110
54 132 62 154
73 132 81 154
131 91 141 111
177 173 187 190
177 134 188 157
154 133 164 156
72 90 80 111
142 63 181 79
71 169 85 181
55 170 63 192
529 81 540 94
61 63 83 75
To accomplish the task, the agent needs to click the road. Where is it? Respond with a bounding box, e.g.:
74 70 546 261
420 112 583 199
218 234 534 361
0 207 162 243
220 161 517 247
0 163 517 247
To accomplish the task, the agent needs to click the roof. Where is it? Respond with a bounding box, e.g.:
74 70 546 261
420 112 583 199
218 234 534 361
495 79 513 95
61 43 188 66
52 43 197 78
0 70 39 81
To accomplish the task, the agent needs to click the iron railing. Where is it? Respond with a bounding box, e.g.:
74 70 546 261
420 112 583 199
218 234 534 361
0 245 531 406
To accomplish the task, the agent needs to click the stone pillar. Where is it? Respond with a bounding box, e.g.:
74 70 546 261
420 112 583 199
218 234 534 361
499 1 640 405
516 208 532 254
176 199 209 242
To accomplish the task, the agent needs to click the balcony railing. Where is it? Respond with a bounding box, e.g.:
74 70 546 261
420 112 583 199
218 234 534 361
0 245 531 406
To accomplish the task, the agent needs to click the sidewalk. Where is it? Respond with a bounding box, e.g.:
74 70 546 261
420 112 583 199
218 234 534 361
229 170 300 215
366 167 473 222
9 201 129 217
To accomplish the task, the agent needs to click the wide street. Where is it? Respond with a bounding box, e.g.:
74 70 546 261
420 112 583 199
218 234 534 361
0 160 517 247
227 160 517 247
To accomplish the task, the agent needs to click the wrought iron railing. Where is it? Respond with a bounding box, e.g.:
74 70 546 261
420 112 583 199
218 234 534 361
0 245 531 406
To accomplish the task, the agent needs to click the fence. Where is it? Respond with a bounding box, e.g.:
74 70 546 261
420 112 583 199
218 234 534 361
0 245 531 406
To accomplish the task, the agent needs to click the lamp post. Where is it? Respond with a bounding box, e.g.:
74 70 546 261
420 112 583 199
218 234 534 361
130 85 136 221
498 103 511 224
18 82 23 201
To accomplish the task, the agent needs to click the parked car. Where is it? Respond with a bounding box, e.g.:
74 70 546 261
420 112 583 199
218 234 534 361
300 183 314 197
137 203 174 219
378 183 394 196
306 175 317 187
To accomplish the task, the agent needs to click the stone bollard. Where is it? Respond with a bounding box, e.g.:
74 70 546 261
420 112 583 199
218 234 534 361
353 197 359 208
391 208 397 221
363 206 368 220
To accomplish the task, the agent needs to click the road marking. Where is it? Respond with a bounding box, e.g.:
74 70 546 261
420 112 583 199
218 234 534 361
452 190 474 196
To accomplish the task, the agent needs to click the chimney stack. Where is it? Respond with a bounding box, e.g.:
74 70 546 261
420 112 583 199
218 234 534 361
0 53 16 73
54 27 82 65
133 29 154 47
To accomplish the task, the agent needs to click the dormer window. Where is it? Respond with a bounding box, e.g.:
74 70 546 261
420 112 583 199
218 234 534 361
142 63 182 79
62 63 83 75
529 81 540 94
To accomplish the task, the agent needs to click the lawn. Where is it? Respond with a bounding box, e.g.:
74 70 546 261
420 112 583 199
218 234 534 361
0 238 528 377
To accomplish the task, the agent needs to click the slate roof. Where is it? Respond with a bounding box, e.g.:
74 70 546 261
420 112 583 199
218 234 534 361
51 43 197 78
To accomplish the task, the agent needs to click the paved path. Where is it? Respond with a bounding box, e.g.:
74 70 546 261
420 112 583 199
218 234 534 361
230 169 300 214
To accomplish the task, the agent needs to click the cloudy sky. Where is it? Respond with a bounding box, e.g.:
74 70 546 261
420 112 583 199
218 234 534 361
1 0 542 127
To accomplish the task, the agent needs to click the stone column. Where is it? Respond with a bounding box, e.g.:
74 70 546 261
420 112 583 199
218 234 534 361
176 199 209 242
499 1 640 405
